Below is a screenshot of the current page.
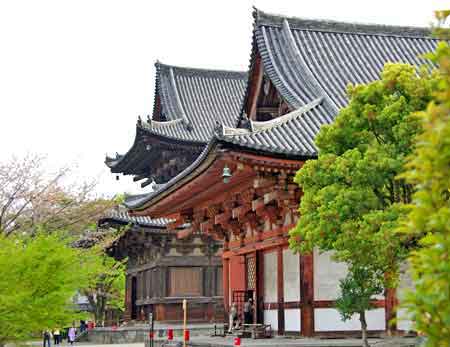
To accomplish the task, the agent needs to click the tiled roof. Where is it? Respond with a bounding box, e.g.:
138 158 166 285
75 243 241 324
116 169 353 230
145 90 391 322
98 210 171 228
251 9 437 111
142 63 247 143
227 9 439 156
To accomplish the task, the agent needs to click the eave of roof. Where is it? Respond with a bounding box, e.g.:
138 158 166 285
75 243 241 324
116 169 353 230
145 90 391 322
98 210 172 229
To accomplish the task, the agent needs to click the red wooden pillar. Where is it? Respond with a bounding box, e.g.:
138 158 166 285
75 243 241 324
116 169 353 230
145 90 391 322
223 257 230 314
300 254 314 337
385 288 397 334
277 246 285 334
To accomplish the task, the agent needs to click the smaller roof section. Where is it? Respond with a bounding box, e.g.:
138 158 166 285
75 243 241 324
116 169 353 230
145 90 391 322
98 210 171 229
148 62 248 143
105 63 248 178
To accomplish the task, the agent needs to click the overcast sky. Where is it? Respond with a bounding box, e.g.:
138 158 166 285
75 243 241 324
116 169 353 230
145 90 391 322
0 0 447 196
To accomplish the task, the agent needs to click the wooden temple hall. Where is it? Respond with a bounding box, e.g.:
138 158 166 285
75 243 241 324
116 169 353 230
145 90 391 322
103 9 437 336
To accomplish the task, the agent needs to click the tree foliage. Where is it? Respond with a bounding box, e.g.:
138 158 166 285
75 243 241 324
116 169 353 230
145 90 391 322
0 231 99 346
289 63 435 345
0 154 113 235
78 231 126 326
400 15 450 345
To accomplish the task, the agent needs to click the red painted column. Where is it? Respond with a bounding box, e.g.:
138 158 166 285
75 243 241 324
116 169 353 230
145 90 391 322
223 257 230 315
300 254 314 337
277 246 285 334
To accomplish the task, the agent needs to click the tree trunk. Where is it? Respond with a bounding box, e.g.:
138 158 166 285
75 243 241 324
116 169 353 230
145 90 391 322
360 311 370 347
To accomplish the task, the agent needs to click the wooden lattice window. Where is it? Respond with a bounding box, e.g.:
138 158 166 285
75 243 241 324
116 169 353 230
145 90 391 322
246 254 257 290
169 267 202 297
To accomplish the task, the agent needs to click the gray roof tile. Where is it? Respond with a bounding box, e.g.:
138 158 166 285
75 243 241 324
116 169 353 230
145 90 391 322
252 9 437 111
98 210 171 228
142 63 247 143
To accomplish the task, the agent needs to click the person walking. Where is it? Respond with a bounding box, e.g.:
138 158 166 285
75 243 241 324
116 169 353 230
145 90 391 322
53 328 61 346
228 302 238 333
42 329 52 347
243 298 254 324
68 326 76 346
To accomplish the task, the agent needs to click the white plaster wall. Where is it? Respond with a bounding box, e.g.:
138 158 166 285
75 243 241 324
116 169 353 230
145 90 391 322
396 262 415 331
313 248 348 300
283 249 300 302
264 252 277 303
397 308 414 331
284 309 301 332
314 308 386 331
264 309 278 331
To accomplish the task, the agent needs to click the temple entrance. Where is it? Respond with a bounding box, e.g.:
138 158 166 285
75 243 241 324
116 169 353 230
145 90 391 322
131 276 138 320
245 253 260 323
232 290 254 323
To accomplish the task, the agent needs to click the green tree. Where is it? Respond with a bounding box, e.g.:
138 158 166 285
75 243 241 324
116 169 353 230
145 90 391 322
0 231 100 346
75 226 126 325
290 63 434 346
82 250 126 325
400 17 450 345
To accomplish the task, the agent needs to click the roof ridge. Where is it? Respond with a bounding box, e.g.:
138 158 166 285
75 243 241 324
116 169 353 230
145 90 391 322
254 8 433 39
155 61 248 79
141 118 184 129
250 97 323 134
220 97 323 138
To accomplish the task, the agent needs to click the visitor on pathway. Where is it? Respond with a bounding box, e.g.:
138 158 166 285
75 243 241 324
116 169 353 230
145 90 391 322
42 329 52 347
53 328 61 345
79 320 87 333
243 298 254 324
228 302 239 333
68 326 76 346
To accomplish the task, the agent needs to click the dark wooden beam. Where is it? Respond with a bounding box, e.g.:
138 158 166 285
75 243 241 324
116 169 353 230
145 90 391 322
300 254 314 337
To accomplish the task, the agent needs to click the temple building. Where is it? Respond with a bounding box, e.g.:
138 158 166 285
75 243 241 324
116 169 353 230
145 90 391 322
98 211 224 323
105 9 437 336
102 63 247 324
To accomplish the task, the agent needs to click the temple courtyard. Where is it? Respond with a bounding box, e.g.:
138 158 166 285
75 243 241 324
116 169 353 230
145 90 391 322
28 338 420 347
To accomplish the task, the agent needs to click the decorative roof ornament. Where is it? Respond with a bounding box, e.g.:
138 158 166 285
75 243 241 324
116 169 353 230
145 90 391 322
240 113 252 131
137 115 142 127
146 114 152 125
213 120 224 136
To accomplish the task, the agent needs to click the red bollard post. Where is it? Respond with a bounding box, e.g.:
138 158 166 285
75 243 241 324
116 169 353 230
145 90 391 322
184 330 190 342
234 337 241 346
167 329 173 340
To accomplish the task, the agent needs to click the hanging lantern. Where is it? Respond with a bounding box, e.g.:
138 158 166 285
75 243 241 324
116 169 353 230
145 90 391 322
222 165 232 184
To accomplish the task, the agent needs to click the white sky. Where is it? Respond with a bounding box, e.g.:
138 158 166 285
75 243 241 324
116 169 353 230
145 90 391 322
0 0 448 196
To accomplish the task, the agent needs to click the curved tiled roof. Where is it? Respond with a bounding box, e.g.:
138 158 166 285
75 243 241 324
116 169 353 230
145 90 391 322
252 9 437 111
144 63 247 142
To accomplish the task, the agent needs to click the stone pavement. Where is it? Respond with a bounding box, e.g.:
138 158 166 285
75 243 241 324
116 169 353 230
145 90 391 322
27 336 418 347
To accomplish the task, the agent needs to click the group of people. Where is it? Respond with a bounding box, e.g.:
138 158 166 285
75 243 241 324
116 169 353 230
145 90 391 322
42 326 76 347
228 297 255 333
